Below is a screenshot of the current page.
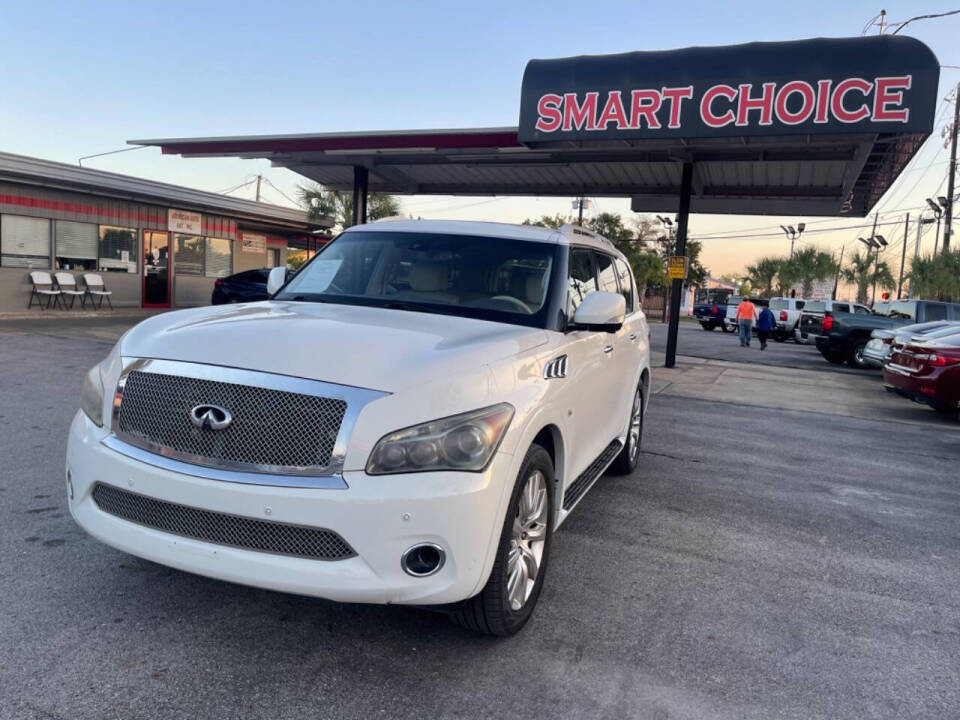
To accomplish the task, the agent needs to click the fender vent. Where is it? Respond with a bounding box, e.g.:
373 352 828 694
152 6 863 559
543 355 568 379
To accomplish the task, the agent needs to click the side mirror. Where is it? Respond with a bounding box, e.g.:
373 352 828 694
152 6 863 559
266 266 287 296
571 291 626 332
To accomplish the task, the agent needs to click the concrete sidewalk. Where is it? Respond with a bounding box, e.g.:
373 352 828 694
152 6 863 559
650 351 960 430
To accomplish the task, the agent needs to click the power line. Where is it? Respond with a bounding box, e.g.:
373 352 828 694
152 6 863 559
891 9 960 35
262 177 302 207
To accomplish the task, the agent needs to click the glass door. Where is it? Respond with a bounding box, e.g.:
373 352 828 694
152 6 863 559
142 231 170 307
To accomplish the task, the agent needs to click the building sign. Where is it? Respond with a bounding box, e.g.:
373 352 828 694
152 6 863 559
168 208 202 234
519 36 938 143
668 256 688 281
241 233 266 254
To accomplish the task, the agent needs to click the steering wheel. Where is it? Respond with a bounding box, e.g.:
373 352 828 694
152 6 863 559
489 295 531 313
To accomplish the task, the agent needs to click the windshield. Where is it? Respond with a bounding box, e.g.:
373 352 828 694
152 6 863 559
276 230 558 327
805 301 826 313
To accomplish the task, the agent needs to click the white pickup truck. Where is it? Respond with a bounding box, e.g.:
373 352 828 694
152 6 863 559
768 296 806 342
66 219 651 636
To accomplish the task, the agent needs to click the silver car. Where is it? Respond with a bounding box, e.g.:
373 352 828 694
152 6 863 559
864 321 960 367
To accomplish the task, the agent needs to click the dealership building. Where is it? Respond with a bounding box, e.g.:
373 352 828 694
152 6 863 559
0 151 332 311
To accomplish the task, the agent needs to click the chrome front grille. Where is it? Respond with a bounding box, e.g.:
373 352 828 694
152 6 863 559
92 483 355 560
115 369 347 474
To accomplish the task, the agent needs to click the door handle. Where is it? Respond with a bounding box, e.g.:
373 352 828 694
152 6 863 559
628 333 638 341
603 344 614 354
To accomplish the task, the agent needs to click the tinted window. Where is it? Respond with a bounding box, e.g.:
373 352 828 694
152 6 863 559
889 301 916 320
769 299 787 310
833 303 849 313
853 305 871 315
805 301 826 313
568 248 598 316
795 300 805 310
614 258 635 313
924 303 948 321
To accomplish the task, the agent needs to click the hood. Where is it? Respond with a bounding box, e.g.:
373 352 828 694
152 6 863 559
121 301 549 393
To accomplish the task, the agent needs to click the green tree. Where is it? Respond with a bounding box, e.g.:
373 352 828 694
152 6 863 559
521 214 568 229
782 247 838 298
630 251 668 304
907 250 960 301
299 184 401 230
745 256 782 297
587 212 635 242
841 251 895 304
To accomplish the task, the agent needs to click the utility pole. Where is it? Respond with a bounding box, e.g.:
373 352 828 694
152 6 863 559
897 212 909 299
577 197 584 224
943 81 959 252
832 244 845 300
255 174 263 202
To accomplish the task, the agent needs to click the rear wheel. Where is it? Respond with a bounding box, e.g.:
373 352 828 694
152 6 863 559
847 341 870 369
609 384 644 475
821 349 846 365
773 331 787 342
720 323 731 333
699 321 717 331
451 444 554 636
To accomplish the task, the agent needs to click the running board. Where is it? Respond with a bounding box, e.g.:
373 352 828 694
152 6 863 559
562 440 623 511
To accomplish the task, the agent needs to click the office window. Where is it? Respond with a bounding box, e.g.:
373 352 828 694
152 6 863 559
174 234 204 275
205 237 232 278
1 215 50 268
55 220 98 270
99 227 138 273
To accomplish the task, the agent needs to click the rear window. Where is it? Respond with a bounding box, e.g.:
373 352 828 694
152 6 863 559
795 300 805 310
875 301 915 319
924 303 948 321
833 303 849 313
769 299 787 310
805 301 826 313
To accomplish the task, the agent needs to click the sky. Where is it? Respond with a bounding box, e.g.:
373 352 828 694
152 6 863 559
1 0 959 285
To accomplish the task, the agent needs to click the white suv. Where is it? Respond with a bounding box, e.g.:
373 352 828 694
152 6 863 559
67 220 651 636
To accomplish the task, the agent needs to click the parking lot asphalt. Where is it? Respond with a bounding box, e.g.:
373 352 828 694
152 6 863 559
2 314 959 720
650 320 871 375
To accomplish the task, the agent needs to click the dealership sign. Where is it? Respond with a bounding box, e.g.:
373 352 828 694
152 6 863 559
519 36 938 143
168 208 202 234
240 233 266 254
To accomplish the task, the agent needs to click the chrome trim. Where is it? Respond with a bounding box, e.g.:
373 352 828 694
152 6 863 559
543 354 568 379
885 363 915 377
101 434 349 489
401 543 446 577
110 357 387 481
189 404 233 430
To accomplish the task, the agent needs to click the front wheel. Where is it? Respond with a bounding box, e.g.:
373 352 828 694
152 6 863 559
451 444 554 636
609 384 644 475
720 323 731 333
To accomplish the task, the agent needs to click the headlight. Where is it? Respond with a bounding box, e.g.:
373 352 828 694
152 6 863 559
366 403 514 475
80 364 105 427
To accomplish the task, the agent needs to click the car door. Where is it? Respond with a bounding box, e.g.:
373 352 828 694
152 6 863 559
614 255 647 419
561 247 619 481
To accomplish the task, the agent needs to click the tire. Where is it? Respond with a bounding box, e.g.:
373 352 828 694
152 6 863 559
451 444 554 636
773 331 787 343
820 349 846 364
609 383 644 475
700 322 716 331
846 341 870 369
720 323 731 333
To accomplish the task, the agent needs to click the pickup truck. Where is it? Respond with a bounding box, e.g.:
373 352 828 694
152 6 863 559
812 300 960 368
65 219 651 637
768 296 806 342
795 300 872 346
692 289 734 331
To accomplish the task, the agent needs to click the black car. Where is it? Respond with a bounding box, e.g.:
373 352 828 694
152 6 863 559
211 268 291 305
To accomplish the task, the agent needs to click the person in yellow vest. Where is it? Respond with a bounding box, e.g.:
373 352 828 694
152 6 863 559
736 298 758 347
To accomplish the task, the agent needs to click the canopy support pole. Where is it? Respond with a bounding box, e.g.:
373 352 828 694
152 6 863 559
664 161 693 369
352 166 369 225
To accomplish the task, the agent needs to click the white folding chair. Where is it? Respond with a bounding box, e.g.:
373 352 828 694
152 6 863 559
28 271 63 310
82 273 114 309
54 272 87 309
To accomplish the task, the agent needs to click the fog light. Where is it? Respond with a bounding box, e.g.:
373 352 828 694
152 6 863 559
401 543 446 577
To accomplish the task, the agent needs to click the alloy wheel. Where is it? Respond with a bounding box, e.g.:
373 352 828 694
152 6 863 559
507 470 548 611
629 388 642 462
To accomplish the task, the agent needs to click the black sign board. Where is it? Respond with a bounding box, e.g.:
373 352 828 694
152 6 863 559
519 36 939 144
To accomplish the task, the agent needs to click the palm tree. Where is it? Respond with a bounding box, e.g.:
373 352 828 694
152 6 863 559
841 251 895 303
907 250 960 301
745 256 782 297
299 184 401 230
784 247 838 297
630 251 668 304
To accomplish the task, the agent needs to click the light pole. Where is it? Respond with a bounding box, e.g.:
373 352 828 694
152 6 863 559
780 223 805 259
926 198 943 253
656 215 675 252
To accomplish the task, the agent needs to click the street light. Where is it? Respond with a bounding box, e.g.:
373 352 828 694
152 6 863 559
781 222 805 258
926 198 944 252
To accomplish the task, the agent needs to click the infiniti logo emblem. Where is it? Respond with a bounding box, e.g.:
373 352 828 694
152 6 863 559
189 404 233 431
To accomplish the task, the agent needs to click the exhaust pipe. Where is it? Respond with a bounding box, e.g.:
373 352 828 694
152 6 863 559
401 543 446 577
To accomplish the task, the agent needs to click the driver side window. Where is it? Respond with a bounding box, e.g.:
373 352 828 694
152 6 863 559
568 248 598 318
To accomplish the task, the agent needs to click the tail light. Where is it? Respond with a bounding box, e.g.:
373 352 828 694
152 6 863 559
916 352 960 367
214 279 223 287
822 315 834 331
712 305 719 316
779 311 787 321
882 337 893 345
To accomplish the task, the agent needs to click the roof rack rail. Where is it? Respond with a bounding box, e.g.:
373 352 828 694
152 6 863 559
558 223 615 248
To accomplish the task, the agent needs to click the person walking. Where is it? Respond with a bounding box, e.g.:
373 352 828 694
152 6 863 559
756 304 775 350
736 297 758 347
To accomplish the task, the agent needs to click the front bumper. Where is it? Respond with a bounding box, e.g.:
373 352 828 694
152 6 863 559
66 411 512 605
